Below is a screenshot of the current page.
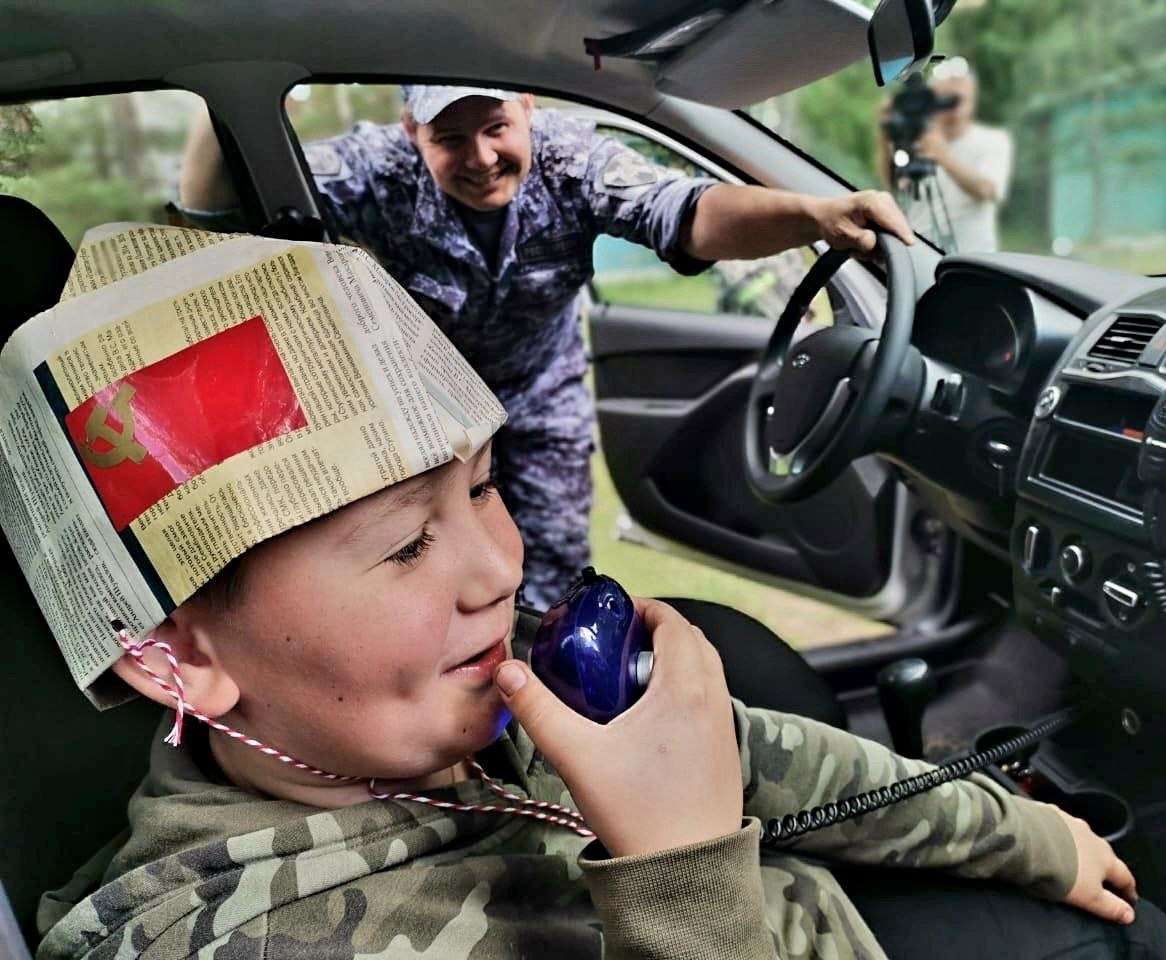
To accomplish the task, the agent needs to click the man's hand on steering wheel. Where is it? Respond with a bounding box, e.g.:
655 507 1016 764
808 190 916 256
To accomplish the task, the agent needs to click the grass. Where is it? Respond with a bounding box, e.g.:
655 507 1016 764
593 253 836 324
1074 243 1166 277
998 229 1166 277
593 273 720 313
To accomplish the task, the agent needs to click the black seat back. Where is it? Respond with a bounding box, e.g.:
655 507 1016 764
0 196 161 947
0 196 74 329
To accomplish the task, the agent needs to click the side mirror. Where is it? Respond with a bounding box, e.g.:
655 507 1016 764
868 0 937 87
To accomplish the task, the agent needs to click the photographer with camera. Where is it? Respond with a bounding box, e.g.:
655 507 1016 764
880 57 1013 252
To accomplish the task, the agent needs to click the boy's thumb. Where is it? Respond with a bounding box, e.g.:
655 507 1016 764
493 660 581 756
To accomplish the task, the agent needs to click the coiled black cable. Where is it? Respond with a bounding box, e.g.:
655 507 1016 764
1141 561 1166 616
761 706 1081 847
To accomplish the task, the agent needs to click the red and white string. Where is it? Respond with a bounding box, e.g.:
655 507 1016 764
369 758 592 836
114 622 593 838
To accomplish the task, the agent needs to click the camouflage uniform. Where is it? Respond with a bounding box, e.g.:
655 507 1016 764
301 110 715 606
38 618 1078 959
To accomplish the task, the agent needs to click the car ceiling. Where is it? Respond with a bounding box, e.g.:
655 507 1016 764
0 0 870 113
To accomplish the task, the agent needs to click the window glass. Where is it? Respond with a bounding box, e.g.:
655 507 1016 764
588 126 719 312
285 83 404 141
0 91 222 248
747 0 1166 274
590 126 833 326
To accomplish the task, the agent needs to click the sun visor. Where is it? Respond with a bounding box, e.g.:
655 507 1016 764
655 0 872 109
0 224 507 706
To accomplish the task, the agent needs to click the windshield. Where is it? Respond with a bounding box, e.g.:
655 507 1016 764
748 0 1166 275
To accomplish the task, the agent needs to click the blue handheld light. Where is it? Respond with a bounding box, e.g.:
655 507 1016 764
528 567 653 723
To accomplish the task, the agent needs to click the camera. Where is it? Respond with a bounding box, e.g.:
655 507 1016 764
882 73 960 185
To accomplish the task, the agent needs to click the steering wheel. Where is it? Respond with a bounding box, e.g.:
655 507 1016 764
744 233 916 503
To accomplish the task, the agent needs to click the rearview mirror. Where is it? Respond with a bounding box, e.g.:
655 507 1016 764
868 0 936 87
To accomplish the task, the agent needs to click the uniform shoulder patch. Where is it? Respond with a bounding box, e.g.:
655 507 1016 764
303 142 347 179
601 151 659 190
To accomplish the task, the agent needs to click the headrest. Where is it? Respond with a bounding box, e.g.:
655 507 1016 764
0 196 74 335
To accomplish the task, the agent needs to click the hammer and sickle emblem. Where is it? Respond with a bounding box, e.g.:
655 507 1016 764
79 384 147 468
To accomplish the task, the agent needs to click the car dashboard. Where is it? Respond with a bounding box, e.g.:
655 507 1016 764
1013 285 1166 701
897 255 1166 700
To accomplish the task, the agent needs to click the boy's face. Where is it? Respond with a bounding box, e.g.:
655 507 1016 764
406 95 535 211
197 444 523 782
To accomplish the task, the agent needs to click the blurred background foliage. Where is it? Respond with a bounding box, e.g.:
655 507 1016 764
749 0 1166 271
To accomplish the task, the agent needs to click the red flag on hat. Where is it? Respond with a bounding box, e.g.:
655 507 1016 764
65 316 306 531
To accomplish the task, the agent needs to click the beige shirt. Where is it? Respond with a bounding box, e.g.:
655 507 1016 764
910 122 1014 253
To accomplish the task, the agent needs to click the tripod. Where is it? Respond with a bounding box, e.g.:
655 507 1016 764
894 166 957 253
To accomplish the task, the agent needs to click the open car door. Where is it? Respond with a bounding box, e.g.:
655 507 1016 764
583 114 951 628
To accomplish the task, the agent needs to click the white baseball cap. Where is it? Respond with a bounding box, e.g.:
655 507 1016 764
402 85 522 125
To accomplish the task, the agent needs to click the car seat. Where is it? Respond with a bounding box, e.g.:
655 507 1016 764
0 196 844 955
0 196 165 954
662 597 846 728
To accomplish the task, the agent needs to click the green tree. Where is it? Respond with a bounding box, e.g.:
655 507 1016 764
946 0 1166 247
287 84 404 143
2 96 173 246
0 104 42 181
789 61 883 189
751 0 1166 261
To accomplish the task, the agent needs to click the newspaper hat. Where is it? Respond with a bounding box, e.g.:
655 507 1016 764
0 224 507 707
402 84 521 125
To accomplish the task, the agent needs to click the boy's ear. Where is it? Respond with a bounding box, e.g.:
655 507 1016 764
111 611 240 719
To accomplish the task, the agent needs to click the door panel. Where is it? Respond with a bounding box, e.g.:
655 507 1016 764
590 299 925 613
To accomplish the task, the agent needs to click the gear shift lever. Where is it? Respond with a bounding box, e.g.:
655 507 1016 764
877 657 937 759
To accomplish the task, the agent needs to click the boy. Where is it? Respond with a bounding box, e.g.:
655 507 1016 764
5 229 1146 960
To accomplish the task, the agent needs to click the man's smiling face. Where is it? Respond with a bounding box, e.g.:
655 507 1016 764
406 94 535 211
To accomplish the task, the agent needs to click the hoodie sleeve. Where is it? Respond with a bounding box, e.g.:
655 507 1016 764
734 700 1078 900
578 818 777 960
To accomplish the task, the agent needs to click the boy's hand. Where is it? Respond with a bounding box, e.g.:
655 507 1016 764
1058 809 1137 924
494 598 743 858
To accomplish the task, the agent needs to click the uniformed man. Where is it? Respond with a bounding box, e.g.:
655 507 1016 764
179 85 915 607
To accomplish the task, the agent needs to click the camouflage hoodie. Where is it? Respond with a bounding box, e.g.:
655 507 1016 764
37 700 1077 960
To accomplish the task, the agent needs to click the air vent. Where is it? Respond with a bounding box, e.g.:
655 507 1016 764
1088 314 1165 365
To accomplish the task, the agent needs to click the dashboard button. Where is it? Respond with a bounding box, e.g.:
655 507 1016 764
1102 579 1141 609
1101 577 1146 627
931 374 965 419
1022 524 1049 573
1060 543 1091 581
986 439 1013 463
1034 386 1061 419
